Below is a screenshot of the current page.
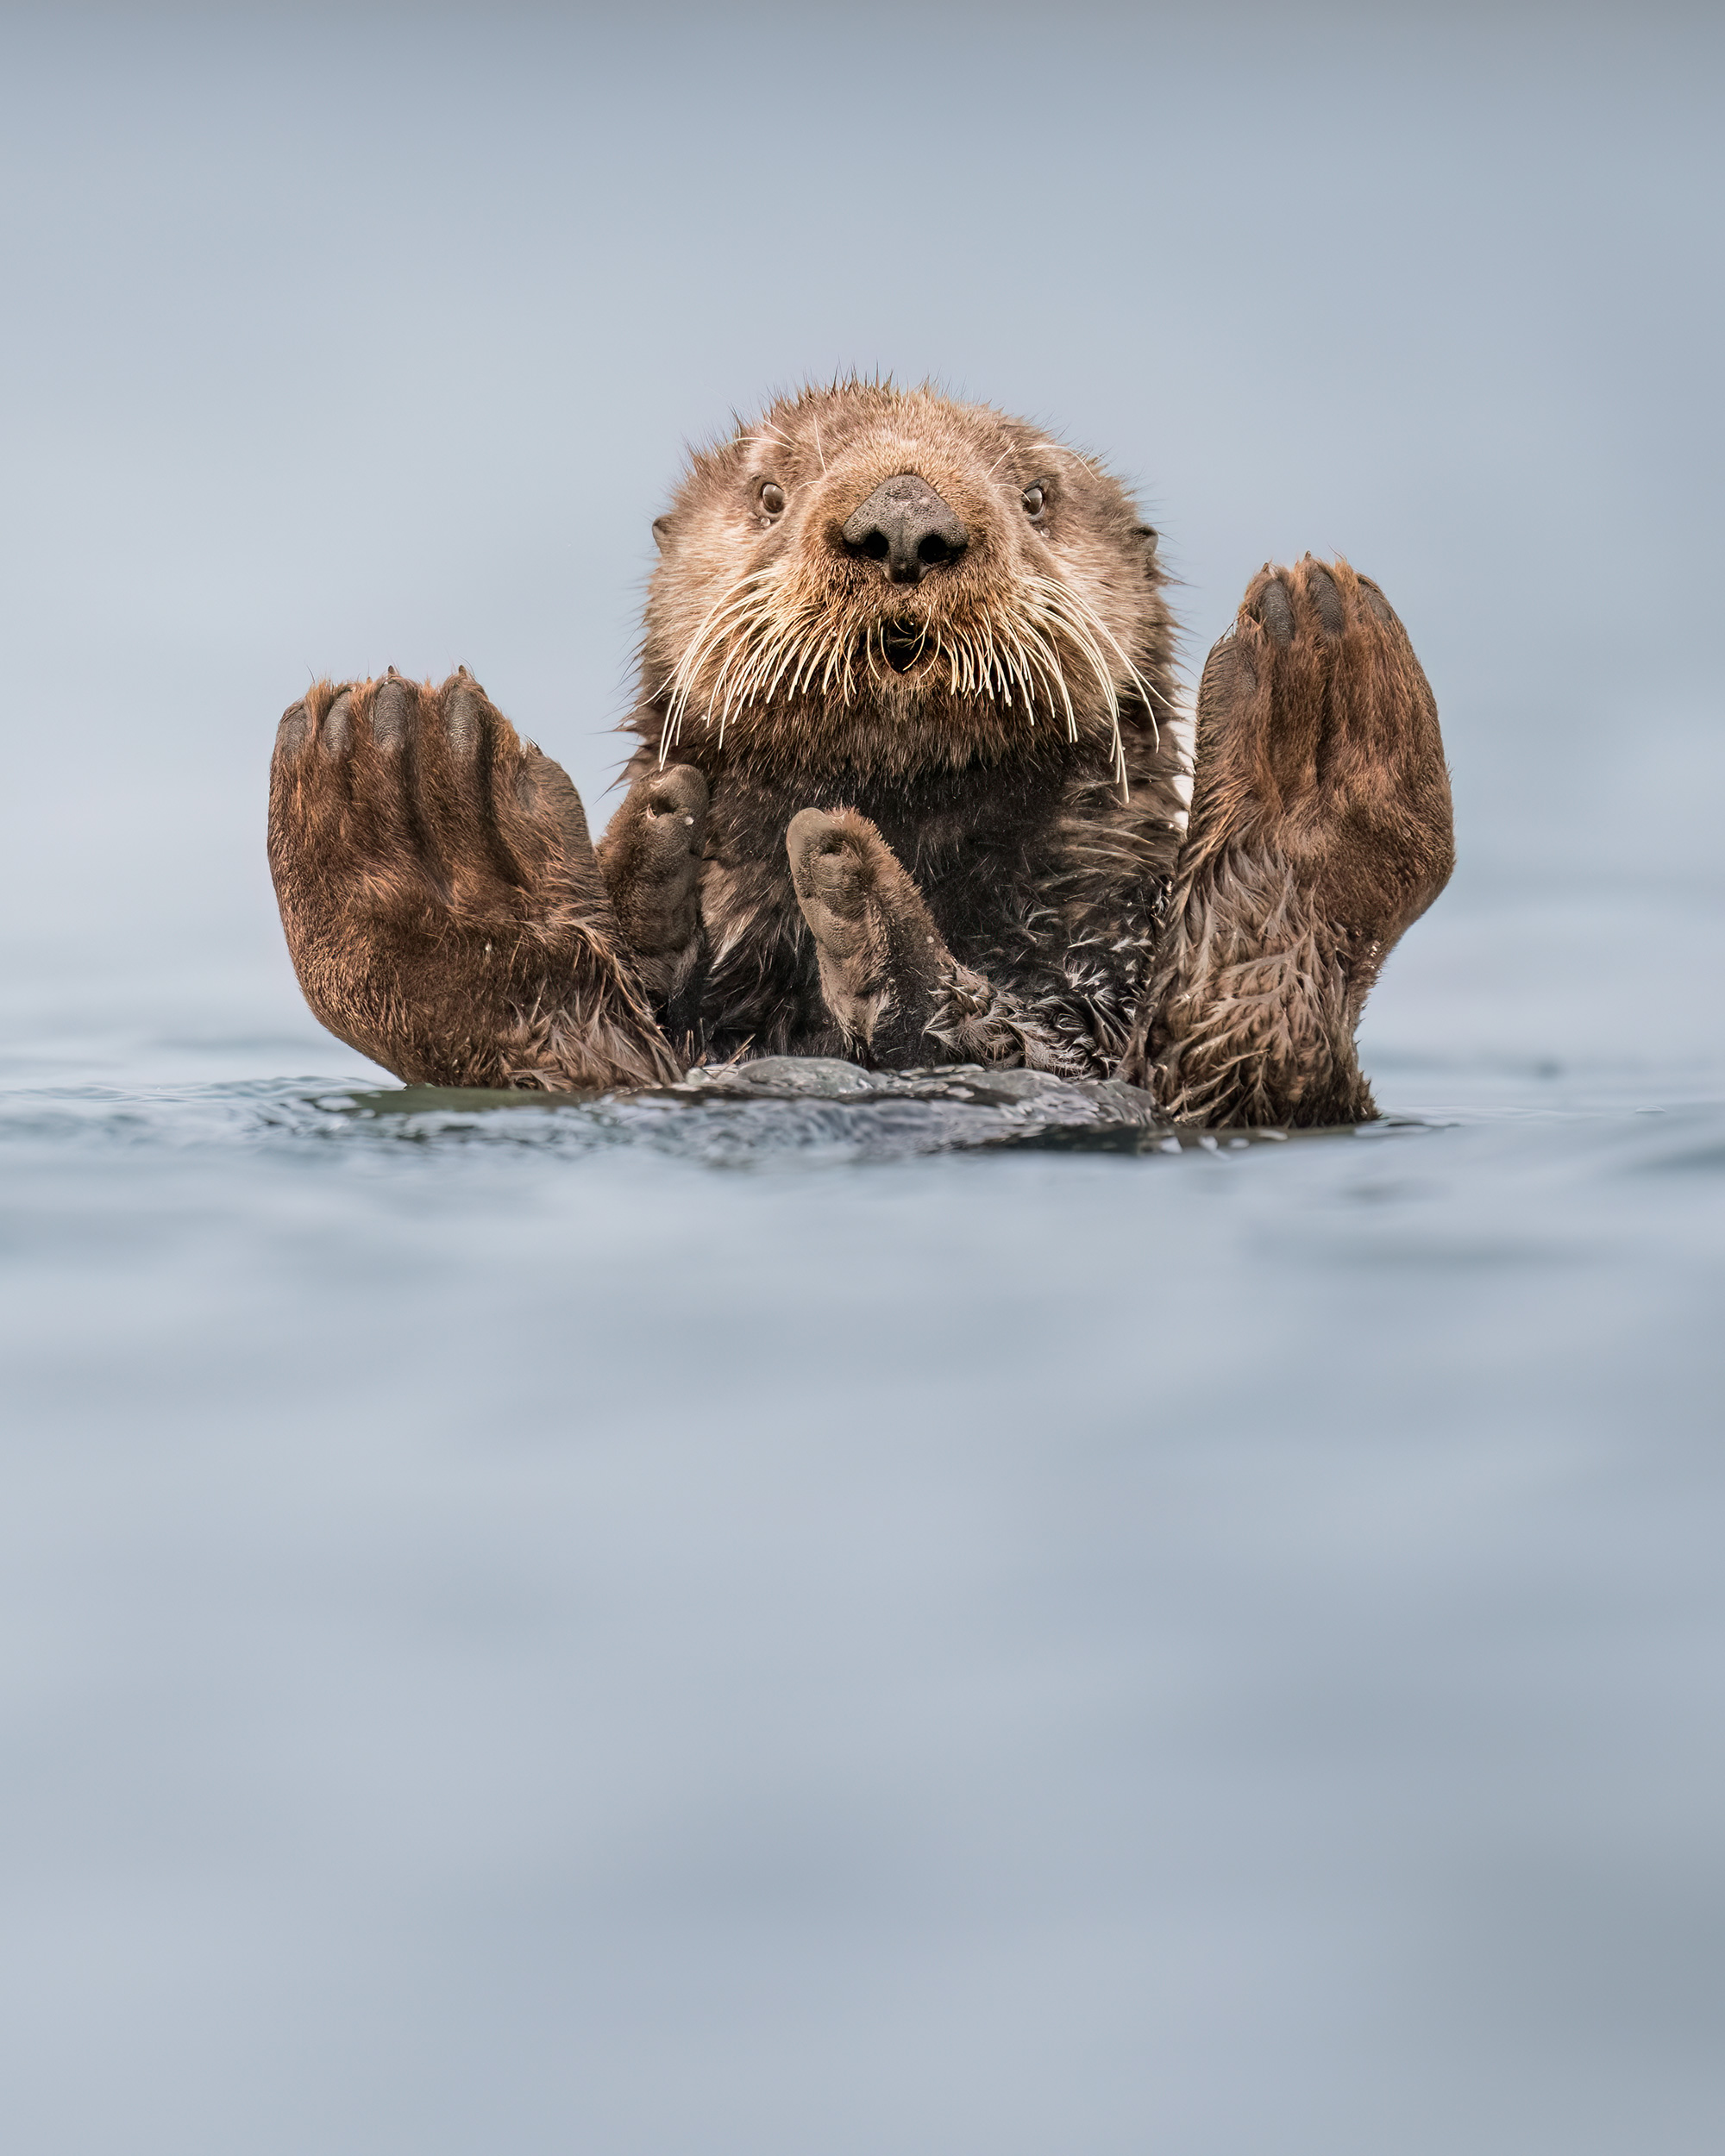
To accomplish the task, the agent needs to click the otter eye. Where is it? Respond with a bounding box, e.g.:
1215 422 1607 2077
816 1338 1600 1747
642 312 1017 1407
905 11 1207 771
760 482 786 516
1021 486 1044 517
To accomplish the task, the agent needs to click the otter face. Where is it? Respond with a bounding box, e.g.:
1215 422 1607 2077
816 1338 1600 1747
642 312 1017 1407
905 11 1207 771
642 382 1171 781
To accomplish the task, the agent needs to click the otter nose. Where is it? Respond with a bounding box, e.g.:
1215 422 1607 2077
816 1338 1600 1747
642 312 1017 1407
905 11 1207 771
840 473 969 584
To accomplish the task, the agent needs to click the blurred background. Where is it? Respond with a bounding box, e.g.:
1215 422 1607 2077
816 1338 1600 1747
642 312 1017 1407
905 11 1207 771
3 0 1720 1071
2 6 1722 2153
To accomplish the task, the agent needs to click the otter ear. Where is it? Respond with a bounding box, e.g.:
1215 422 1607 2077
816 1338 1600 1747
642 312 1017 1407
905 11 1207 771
1136 523 1158 552
651 515 674 553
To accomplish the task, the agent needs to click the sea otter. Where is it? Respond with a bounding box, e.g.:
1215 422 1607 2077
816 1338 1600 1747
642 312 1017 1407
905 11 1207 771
267 381 1453 1126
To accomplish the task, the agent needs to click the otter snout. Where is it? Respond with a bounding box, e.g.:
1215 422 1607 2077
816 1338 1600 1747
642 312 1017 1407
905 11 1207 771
841 473 968 585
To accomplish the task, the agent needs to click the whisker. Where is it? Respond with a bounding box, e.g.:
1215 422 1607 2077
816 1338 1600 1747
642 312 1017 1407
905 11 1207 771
1025 575 1139 793
660 566 782 757
654 538 1151 810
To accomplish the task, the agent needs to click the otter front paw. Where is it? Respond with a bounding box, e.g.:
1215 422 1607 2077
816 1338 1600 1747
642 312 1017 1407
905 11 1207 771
596 764 709 1037
268 671 681 1090
785 808 948 1064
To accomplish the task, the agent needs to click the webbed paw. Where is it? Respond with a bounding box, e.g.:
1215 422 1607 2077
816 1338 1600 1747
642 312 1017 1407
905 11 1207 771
268 671 679 1089
1191 555 1453 972
1128 557 1453 1126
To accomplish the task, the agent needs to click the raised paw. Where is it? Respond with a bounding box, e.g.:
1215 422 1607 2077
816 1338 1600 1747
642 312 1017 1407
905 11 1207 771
268 671 681 1090
1190 555 1453 960
786 808 950 1062
1124 558 1454 1125
596 764 709 1029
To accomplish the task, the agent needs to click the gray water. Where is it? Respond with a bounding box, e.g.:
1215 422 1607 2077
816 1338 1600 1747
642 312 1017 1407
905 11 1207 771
4 9 1724 2153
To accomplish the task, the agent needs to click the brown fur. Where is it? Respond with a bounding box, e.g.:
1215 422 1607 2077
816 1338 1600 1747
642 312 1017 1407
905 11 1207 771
1120 557 1455 1124
267 382 1453 1125
268 671 680 1090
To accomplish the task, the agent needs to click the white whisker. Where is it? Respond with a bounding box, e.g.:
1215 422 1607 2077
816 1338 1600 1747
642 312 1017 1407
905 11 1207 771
651 519 1151 807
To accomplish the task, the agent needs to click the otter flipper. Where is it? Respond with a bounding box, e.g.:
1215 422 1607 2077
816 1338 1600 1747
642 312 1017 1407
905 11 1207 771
268 672 683 1090
1127 556 1453 1126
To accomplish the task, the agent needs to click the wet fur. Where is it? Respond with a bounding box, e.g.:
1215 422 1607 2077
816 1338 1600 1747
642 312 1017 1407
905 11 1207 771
1123 557 1455 1122
267 382 1452 1125
268 672 680 1090
625 382 1188 1074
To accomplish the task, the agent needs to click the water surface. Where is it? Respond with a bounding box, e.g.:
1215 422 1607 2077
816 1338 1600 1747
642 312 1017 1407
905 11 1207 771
3 878 1722 2156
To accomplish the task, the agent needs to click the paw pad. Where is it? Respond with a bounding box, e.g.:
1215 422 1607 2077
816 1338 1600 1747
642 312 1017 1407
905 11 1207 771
1254 580 1295 645
1304 561 1345 636
321 689 353 755
371 678 413 749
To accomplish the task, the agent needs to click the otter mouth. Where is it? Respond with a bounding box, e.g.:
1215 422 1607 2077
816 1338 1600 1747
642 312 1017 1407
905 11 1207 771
881 619 931 675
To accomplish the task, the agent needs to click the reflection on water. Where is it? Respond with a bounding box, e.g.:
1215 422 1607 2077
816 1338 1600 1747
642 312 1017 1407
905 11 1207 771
3 944 1723 2156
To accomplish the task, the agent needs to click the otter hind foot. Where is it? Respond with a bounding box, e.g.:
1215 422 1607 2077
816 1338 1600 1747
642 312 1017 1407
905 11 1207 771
1210 554 1453 952
1131 554 1453 1127
268 671 680 1091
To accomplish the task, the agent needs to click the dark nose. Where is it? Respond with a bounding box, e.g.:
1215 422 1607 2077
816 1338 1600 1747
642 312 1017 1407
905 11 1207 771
840 473 969 584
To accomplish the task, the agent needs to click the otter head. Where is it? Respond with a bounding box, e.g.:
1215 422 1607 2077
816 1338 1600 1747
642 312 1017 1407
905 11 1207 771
640 381 1172 783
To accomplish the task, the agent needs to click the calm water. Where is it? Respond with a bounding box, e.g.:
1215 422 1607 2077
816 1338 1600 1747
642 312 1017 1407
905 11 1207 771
3 875 1722 2156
